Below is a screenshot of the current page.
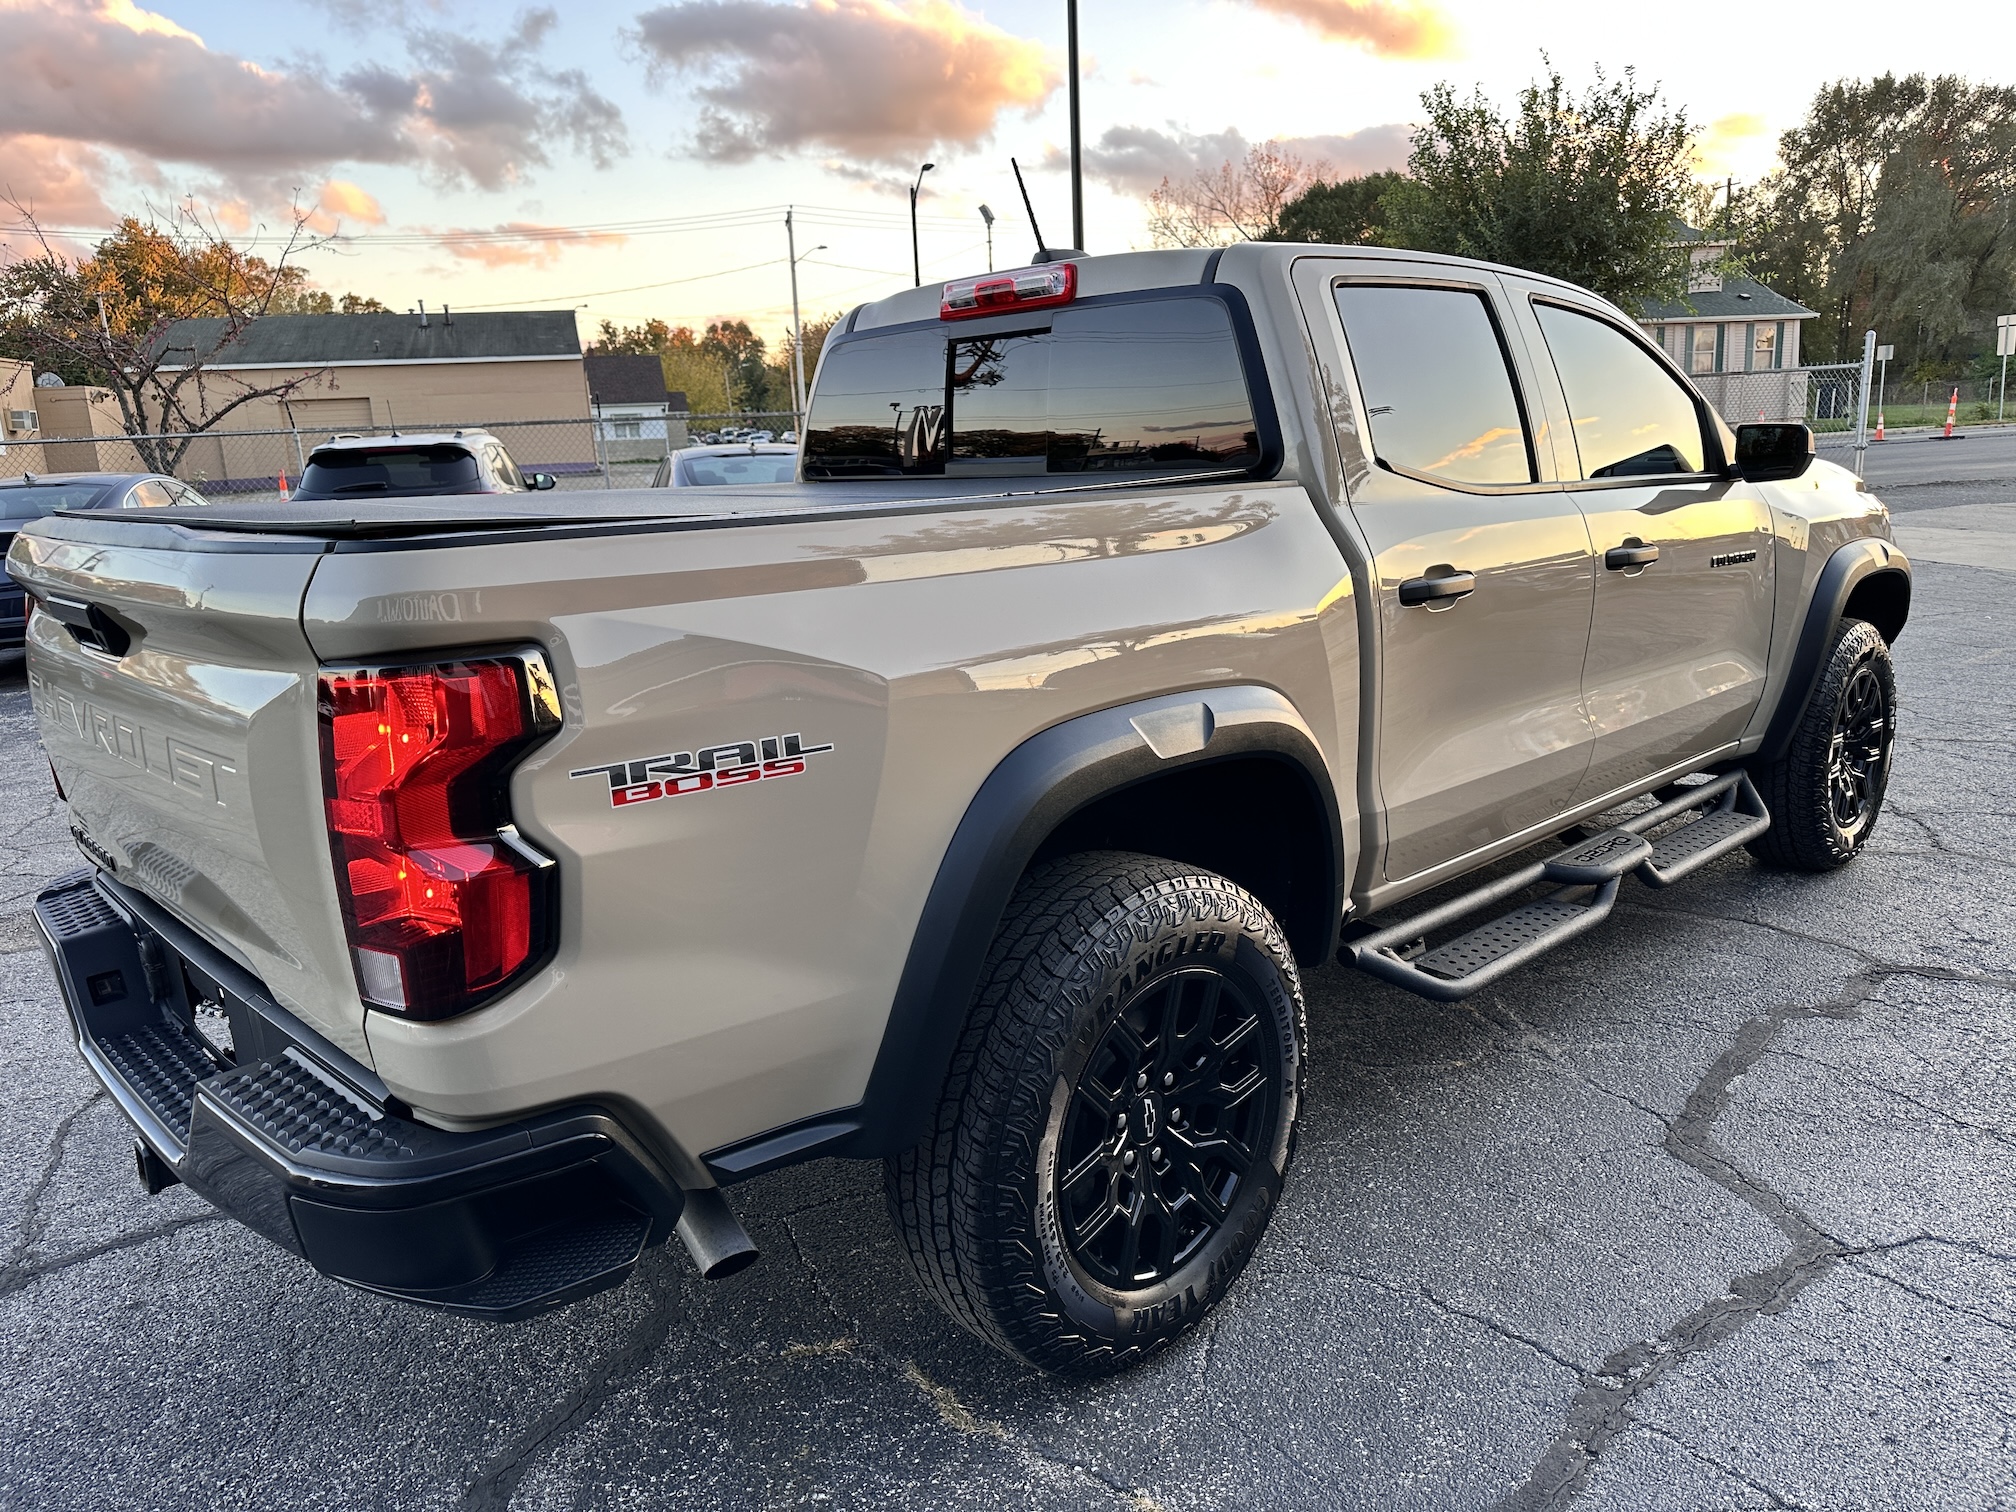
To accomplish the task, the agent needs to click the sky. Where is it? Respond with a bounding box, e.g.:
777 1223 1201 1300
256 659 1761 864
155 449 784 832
0 0 1996 346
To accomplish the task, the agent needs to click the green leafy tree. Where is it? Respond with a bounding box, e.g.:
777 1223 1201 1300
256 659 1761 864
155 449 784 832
1272 171 1406 246
1382 66 1700 307
1726 74 2016 368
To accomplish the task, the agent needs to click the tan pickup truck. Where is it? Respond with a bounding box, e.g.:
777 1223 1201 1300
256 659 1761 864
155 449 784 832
11 244 1909 1375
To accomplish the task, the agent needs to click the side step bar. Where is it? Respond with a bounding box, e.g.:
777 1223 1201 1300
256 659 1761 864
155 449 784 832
1345 772 1769 1002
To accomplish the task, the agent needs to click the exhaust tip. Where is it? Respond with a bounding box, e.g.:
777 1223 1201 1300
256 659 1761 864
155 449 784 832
676 1186 759 1280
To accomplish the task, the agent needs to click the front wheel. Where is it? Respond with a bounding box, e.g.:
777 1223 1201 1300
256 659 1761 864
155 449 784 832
886 851 1306 1375
1747 616 1896 872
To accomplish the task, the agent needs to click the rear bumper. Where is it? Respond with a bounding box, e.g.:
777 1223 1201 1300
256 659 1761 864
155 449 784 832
34 869 686 1321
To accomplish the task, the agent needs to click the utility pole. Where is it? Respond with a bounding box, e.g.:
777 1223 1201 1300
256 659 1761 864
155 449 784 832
785 211 827 432
787 208 805 427
910 163 935 286
1067 0 1084 252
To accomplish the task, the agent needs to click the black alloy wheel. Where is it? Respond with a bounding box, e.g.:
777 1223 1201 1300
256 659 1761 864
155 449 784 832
1827 661 1890 842
1748 615 1897 872
886 851 1305 1375
1055 968 1278 1291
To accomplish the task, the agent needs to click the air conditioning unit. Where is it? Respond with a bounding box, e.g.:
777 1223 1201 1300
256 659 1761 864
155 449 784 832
6 409 37 436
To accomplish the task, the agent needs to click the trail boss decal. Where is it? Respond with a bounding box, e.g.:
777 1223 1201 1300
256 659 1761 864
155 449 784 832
571 733 833 808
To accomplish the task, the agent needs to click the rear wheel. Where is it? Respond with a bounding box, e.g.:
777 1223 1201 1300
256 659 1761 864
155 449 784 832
1747 617 1896 872
886 851 1305 1375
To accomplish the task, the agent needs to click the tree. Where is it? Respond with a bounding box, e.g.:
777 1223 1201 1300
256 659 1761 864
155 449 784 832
1382 66 1700 307
0 200 334 472
273 288 390 314
1726 75 2016 369
1148 143 1319 248
1272 171 1406 246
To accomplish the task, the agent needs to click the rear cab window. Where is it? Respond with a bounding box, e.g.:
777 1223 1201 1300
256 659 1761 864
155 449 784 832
1333 283 1535 488
298 445 482 496
803 293 1271 482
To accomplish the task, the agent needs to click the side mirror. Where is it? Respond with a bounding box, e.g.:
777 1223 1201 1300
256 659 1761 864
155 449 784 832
529 472 557 491
1732 422 1815 483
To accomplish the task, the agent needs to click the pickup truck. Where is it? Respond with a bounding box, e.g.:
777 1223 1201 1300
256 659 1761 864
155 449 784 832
11 245 1909 1376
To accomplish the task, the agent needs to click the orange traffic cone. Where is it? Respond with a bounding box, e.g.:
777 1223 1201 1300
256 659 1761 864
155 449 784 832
1943 388 1958 438
1875 411 1884 441
278 473 290 500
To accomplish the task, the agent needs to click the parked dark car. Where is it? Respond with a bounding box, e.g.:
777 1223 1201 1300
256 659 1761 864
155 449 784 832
291 431 557 500
1 472 211 649
649 442 799 488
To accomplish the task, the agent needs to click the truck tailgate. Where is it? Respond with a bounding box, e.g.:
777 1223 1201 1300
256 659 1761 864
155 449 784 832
11 520 371 1060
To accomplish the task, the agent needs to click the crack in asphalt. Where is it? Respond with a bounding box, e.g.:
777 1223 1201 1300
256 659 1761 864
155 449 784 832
1 1090 107 1277
1638 1422 1808 1511
458 1248 688 1512
1850 1251 2016 1339
1497 960 2016 1512
0 1213 223 1302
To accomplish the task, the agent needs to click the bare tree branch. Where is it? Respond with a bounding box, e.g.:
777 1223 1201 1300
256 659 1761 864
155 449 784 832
1 194 336 474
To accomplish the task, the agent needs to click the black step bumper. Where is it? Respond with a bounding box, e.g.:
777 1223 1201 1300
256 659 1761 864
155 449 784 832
33 869 686 1321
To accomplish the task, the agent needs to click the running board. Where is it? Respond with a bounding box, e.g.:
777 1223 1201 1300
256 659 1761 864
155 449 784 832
1345 772 1769 1002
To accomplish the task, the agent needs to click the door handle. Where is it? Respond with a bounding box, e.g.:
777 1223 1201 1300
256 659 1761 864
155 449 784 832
1397 569 1477 607
1605 542 1660 571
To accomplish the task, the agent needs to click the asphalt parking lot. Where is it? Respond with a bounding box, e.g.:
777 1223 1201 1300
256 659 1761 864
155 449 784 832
2 456 2012 1511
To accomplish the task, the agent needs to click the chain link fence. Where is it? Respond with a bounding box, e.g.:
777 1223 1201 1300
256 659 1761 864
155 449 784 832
0 412 802 500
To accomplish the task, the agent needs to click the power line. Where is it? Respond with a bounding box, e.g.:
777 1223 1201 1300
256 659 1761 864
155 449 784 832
16 201 1011 250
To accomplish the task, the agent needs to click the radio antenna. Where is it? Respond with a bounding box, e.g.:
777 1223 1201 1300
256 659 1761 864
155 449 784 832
1010 157 1047 260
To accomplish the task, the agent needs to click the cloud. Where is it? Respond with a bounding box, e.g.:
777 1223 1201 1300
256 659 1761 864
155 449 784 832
306 179 387 234
0 134 117 225
0 0 628 218
1694 112 1771 176
430 221 629 267
630 0 1057 164
1240 0 1457 57
1070 123 1411 197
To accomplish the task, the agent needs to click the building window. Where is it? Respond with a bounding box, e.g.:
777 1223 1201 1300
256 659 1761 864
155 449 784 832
1753 324 1779 371
612 421 642 439
1691 325 1719 374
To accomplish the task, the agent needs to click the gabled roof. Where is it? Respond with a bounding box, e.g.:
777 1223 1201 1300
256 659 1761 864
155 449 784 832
153 310 581 368
584 353 671 406
1639 276 1818 322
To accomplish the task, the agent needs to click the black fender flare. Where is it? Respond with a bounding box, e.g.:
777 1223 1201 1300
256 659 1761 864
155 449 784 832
1756 537 1911 762
701 686 1344 1179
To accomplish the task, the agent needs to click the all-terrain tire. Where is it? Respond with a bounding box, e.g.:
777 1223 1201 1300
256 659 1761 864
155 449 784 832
1746 616 1896 872
886 851 1306 1376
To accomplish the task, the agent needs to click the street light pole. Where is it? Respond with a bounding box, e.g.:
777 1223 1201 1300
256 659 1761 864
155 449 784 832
910 162 935 286
1067 0 1084 251
978 204 995 271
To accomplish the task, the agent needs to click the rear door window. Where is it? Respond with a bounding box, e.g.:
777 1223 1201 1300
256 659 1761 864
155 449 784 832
1334 284 1534 487
126 480 176 508
1534 302 1707 478
803 296 1264 481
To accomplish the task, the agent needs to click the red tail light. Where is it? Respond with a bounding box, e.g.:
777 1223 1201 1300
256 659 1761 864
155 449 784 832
940 261 1076 319
318 651 561 1020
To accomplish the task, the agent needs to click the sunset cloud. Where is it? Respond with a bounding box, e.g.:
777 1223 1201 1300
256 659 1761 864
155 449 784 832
630 0 1058 164
1694 111 1772 176
1241 0 1457 58
431 221 629 267
1070 122 1412 197
0 0 627 220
